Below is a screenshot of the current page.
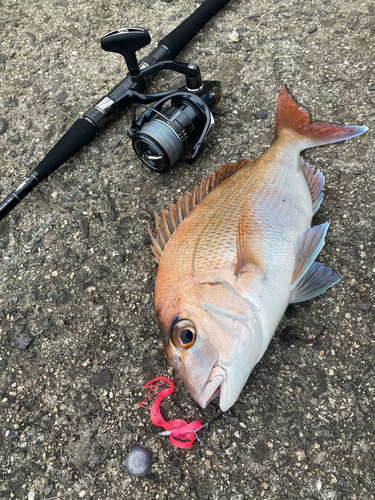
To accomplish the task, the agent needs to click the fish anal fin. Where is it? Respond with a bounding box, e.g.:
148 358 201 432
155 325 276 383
300 159 325 215
290 262 341 303
236 206 267 278
291 223 329 288
150 159 252 263
275 86 368 147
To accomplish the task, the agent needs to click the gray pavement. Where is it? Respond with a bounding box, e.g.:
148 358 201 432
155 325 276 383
0 0 374 499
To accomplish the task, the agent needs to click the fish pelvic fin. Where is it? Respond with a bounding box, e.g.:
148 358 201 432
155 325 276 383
300 159 325 215
236 204 268 278
275 85 368 148
290 262 341 303
291 223 329 289
149 160 251 263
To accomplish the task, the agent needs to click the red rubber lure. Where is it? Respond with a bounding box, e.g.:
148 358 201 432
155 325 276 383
140 377 203 449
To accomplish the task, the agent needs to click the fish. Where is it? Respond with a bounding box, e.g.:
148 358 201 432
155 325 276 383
148 86 368 412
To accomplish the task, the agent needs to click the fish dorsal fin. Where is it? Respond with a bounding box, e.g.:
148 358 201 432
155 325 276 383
275 85 368 148
300 159 325 215
236 203 267 278
290 223 329 288
290 262 341 303
149 159 251 263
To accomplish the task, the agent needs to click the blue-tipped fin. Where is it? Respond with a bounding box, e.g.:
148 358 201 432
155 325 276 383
291 223 329 289
290 262 341 303
300 160 325 215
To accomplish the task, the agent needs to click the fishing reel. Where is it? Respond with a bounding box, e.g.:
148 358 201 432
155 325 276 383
101 28 221 173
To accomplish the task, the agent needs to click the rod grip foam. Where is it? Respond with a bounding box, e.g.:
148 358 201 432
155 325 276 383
35 118 97 180
158 0 231 59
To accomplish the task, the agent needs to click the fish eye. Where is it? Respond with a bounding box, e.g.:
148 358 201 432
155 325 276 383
171 319 197 350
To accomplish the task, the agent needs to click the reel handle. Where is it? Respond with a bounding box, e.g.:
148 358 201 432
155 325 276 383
101 27 151 76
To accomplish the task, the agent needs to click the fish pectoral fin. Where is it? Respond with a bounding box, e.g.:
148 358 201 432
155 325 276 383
236 205 268 278
300 159 325 215
290 262 341 303
291 223 329 288
150 160 251 264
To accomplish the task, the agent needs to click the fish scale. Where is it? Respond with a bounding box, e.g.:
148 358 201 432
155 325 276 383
151 86 368 411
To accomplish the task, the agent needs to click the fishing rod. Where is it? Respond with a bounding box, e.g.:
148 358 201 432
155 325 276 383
0 0 231 222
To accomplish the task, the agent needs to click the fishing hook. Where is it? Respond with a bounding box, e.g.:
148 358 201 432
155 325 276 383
193 412 232 453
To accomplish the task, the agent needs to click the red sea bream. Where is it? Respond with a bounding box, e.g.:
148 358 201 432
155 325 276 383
149 86 368 411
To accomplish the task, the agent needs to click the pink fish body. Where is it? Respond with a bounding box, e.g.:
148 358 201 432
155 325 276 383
149 86 367 411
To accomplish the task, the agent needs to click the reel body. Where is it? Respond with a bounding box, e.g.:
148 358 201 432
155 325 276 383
129 83 220 172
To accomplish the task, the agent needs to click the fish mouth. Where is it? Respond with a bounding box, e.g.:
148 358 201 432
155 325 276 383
196 365 227 408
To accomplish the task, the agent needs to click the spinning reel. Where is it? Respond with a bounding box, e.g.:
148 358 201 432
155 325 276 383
0 1 230 221
100 28 221 173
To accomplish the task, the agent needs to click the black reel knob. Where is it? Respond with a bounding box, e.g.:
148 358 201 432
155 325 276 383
101 27 151 76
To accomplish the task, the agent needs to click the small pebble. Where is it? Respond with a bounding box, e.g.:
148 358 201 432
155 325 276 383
125 446 152 477
8 133 20 144
0 117 9 135
255 110 268 120
220 45 233 53
5 98 18 107
10 327 35 351
20 79 32 88
54 290 72 304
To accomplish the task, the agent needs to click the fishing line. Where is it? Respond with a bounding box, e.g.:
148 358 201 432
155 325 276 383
192 426 232 453
0 131 128 277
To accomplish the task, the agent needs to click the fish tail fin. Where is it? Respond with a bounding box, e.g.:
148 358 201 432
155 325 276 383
274 86 368 148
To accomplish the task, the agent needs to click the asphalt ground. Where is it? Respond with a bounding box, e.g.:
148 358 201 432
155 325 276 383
0 0 374 499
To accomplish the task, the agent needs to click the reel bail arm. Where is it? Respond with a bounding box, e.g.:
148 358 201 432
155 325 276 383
132 60 204 93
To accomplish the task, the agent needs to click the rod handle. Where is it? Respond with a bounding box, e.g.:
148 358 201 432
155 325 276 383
158 0 231 59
